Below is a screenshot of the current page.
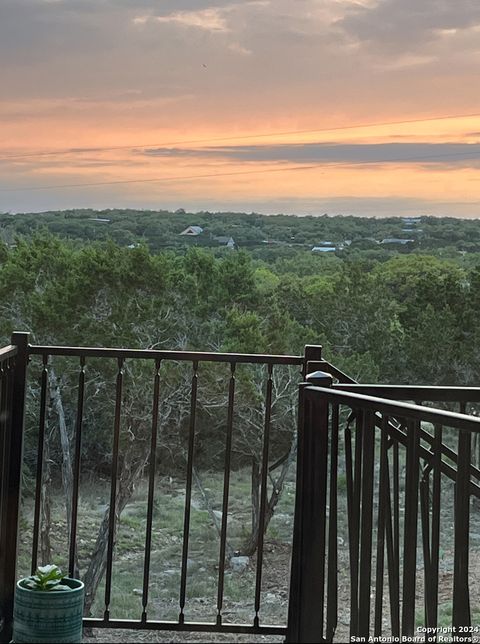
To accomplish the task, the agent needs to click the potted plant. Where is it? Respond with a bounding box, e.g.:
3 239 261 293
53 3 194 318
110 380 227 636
13 564 84 643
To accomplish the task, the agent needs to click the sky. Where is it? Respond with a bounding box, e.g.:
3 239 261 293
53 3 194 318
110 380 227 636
1 0 480 217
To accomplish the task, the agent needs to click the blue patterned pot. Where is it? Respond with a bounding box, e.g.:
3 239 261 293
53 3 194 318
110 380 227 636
13 577 84 643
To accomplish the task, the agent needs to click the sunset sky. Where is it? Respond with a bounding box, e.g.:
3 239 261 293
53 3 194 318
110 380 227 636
1 0 480 217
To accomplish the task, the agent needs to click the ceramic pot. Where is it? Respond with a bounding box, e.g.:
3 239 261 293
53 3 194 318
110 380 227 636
13 577 84 643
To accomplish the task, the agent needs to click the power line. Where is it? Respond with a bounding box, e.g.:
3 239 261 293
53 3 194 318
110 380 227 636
0 165 323 192
1 145 480 193
1 111 480 162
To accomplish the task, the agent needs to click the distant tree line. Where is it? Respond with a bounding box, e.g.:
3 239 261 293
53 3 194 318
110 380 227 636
2 209 480 254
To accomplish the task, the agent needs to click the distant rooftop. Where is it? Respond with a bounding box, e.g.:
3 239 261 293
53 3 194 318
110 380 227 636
213 235 234 244
180 225 204 236
381 238 414 245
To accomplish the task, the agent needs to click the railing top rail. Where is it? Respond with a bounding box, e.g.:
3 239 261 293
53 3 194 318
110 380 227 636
0 344 18 362
27 343 304 366
305 385 480 434
332 383 480 403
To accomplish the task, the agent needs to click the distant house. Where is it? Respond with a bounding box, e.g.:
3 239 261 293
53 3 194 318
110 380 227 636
180 226 204 236
312 246 336 253
214 235 236 249
402 217 421 224
88 218 111 223
380 238 414 246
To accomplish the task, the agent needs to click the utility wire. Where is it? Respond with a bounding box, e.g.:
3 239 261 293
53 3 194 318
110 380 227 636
1 146 480 193
0 165 322 192
1 111 480 161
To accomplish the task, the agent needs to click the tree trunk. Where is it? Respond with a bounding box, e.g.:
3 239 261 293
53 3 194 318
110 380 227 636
40 428 52 566
48 370 73 535
83 456 148 615
239 434 297 557
48 369 81 576
193 466 234 559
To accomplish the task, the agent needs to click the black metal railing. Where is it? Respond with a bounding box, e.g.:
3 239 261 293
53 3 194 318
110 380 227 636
1 333 325 642
287 372 480 643
2 331 480 643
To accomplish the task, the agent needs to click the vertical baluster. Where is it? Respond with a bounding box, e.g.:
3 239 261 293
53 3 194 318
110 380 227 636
452 408 471 634
401 419 420 637
142 358 161 623
179 360 198 623
349 410 363 637
422 423 442 639
384 436 400 637
326 403 339 641
68 355 85 579
415 403 433 639
31 354 49 573
344 416 354 525
358 411 375 638
216 362 236 626
393 436 400 631
344 414 355 635
104 357 124 621
420 463 432 637
374 413 388 637
429 424 442 635
254 363 273 628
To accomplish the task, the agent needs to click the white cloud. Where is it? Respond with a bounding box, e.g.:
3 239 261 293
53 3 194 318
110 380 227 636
154 8 230 32
228 42 252 55
132 16 148 25
373 53 437 71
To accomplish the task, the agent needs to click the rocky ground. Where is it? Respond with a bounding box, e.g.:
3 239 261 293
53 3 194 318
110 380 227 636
17 472 480 643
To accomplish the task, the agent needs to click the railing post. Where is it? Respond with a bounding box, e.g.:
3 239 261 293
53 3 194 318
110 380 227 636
302 345 322 379
0 332 29 643
286 370 333 644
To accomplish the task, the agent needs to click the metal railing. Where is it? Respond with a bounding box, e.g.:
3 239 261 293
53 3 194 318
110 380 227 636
1 333 325 641
2 332 480 643
287 371 480 643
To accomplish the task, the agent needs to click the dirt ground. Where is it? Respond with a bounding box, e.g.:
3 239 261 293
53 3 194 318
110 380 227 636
84 539 290 643
84 541 480 643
